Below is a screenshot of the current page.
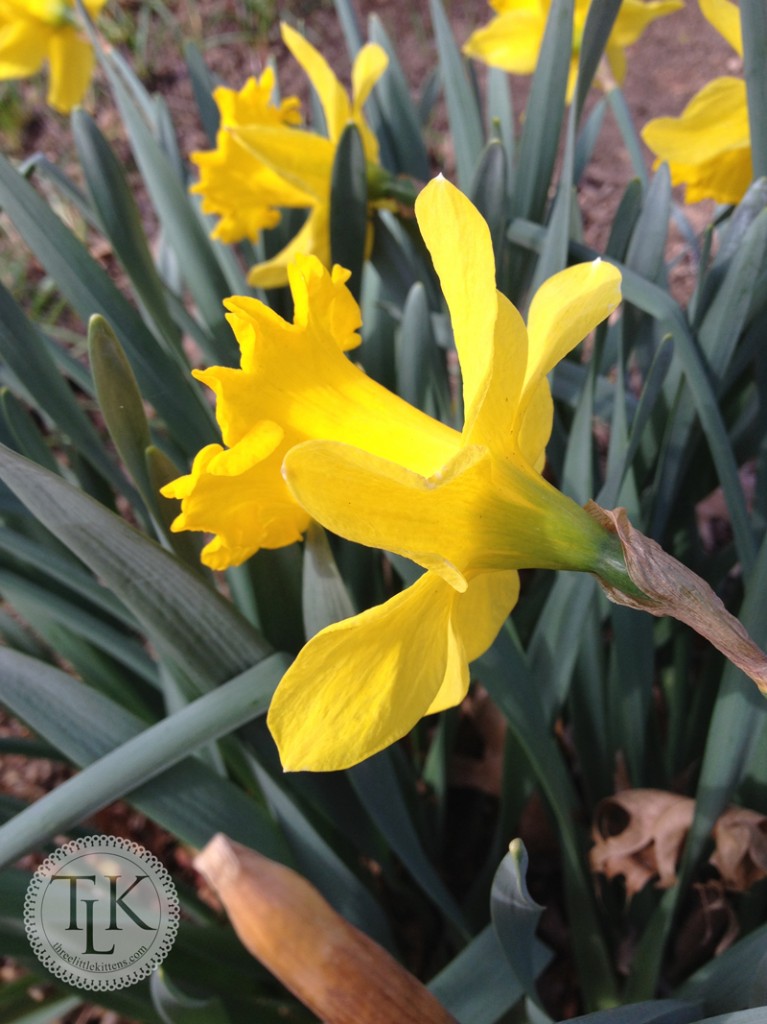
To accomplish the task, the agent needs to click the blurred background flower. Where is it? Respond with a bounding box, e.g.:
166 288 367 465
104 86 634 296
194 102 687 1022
641 0 751 204
0 0 105 112
463 0 681 101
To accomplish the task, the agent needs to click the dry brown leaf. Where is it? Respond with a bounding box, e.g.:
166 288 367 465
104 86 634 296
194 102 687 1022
590 790 695 899
592 790 767 900
710 806 767 890
586 503 767 696
194 834 457 1024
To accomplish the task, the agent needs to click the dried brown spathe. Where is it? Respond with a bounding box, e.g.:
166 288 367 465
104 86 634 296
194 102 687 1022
586 503 767 697
194 834 458 1024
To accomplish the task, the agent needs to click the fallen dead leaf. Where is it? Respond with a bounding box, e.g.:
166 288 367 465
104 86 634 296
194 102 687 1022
591 789 767 899
590 790 695 899
710 805 767 890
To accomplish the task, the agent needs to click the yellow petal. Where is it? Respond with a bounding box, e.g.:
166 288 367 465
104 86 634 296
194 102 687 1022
641 77 751 204
489 0 541 14
247 204 329 290
611 0 684 48
462 10 545 74
516 377 553 471
206 419 284 475
268 572 465 771
605 39 627 87
414 177 498 436
83 0 107 16
191 362 279 449
190 76 309 245
0 18 49 77
213 71 301 130
191 148 291 243
523 259 621 398
564 58 580 104
699 0 742 56
664 151 752 205
284 441 490 590
517 259 620 460
641 77 748 165
466 290 527 453
350 42 388 161
456 570 520 662
231 124 334 202
165 250 459 565
192 133 301 219
426 569 520 714
281 21 350 143
351 42 388 111
46 25 92 112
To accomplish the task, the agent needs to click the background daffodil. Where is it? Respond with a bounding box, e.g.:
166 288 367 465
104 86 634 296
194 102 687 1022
463 0 681 102
191 22 388 289
0 0 105 112
190 70 304 246
163 175 622 772
641 0 751 204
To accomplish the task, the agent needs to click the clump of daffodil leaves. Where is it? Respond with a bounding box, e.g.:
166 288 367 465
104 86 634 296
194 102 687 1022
0 0 105 113
163 177 625 771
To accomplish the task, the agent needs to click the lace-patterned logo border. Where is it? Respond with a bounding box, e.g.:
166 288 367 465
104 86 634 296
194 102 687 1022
24 835 179 991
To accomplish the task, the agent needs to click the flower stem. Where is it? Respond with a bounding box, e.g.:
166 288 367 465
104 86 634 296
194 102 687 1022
592 528 647 601
367 166 420 207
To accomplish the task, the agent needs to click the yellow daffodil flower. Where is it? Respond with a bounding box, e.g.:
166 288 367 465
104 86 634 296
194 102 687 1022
163 176 622 771
0 0 105 112
463 0 681 102
641 0 751 204
190 22 388 289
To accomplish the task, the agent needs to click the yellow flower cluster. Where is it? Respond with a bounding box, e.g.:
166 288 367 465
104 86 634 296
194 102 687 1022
164 177 622 771
191 23 388 289
0 0 105 112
